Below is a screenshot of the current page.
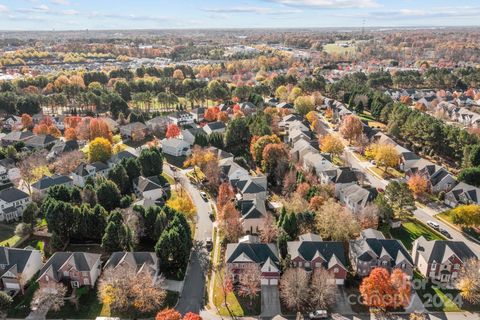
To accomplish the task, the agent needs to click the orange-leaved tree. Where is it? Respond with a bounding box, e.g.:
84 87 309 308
166 124 181 139
155 308 181 320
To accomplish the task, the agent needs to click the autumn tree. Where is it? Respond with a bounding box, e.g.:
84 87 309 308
294 95 314 115
21 113 33 130
88 137 113 163
367 143 400 171
315 199 360 241
250 134 281 164
183 312 202 320
357 203 380 230
260 213 279 243
217 182 235 212
204 106 220 122
31 282 67 314
360 268 411 312
451 205 480 227
19 151 48 195
166 124 181 139
408 174 429 198
262 143 289 184
155 308 182 320
320 134 344 157
64 127 77 141
279 268 310 312
76 117 112 142
218 202 243 242
457 258 480 304
340 115 363 144
237 263 262 305
52 150 84 175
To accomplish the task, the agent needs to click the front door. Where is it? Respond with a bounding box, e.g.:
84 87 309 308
441 273 450 282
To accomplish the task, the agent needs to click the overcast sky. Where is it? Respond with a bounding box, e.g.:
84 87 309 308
0 0 479 30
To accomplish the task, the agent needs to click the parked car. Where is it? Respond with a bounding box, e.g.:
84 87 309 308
309 310 328 319
439 228 452 239
427 221 440 230
200 191 208 201
205 237 213 251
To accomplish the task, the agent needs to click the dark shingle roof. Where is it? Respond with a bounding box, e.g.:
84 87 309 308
416 237 477 264
24 134 57 146
38 252 101 281
32 175 72 191
0 187 29 202
0 247 35 274
226 243 279 264
287 240 347 267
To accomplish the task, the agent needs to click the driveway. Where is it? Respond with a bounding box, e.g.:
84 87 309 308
163 165 214 315
260 285 281 318
331 286 353 314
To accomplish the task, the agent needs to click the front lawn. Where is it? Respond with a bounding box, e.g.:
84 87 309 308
390 219 445 250
0 222 21 246
212 269 260 317
369 166 404 179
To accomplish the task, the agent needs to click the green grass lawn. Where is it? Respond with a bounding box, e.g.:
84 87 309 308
369 166 404 179
0 222 20 246
390 219 445 250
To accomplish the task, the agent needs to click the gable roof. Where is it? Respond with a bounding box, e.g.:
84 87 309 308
351 232 413 265
104 252 157 274
1 130 33 142
24 134 57 146
226 242 279 266
204 121 226 131
0 187 29 203
287 240 347 269
0 247 37 276
414 237 477 264
32 174 72 191
38 252 101 282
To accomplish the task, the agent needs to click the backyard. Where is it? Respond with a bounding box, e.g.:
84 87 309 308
389 219 445 250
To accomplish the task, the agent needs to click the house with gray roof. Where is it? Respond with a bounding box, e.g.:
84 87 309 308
24 134 57 149
0 187 30 222
339 185 378 214
238 196 267 235
47 139 79 160
71 162 109 187
226 237 280 285
168 111 194 126
1 130 33 146
412 237 477 285
119 122 148 140
350 229 413 278
133 176 166 205
108 150 137 168
287 234 348 285
445 182 480 207
37 252 101 288
0 247 42 292
31 174 73 195
189 107 206 122
320 167 358 197
104 252 159 279
203 121 226 135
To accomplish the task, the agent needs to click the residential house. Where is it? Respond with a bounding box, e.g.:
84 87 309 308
339 185 378 214
225 237 280 285
104 252 159 278
133 176 166 204
108 150 137 168
145 116 171 132
238 196 266 234
190 107 206 123
290 138 317 162
71 162 109 187
412 237 477 285
278 114 304 131
445 182 480 207
350 229 413 278
3 116 22 131
47 140 79 160
1 130 33 146
320 167 358 196
277 102 294 110
24 134 57 149
168 111 194 126
119 122 148 140
181 127 204 146
0 187 30 222
287 234 348 285
202 121 226 135
31 174 73 195
160 138 191 157
0 159 20 185
0 247 43 291
302 151 337 176
37 252 102 288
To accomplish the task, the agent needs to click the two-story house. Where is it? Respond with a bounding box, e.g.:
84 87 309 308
0 247 43 292
287 233 348 285
339 185 378 214
133 176 166 205
0 187 30 222
412 237 477 285
225 236 280 285
104 252 159 279
350 229 413 278
160 138 191 157
445 182 480 207
71 162 110 187
320 167 358 197
31 174 73 196
119 122 149 140
37 252 102 288
168 111 194 126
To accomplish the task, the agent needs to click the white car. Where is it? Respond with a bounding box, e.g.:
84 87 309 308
309 310 328 319
427 220 440 230
200 191 208 201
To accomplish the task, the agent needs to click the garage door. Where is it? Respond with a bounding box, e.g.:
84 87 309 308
261 279 268 285
269 278 278 285
335 279 344 285
5 282 20 290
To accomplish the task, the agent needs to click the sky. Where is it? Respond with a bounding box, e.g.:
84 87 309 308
0 0 479 30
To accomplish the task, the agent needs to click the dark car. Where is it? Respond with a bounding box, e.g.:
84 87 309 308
440 228 452 239
205 237 213 251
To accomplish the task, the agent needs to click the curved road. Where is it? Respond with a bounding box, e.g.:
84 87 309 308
163 164 214 315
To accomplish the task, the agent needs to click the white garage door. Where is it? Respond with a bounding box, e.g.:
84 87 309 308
261 279 269 285
5 282 20 290
270 278 278 285
336 279 344 285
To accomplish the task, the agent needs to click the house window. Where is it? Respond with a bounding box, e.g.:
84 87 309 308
334 267 339 273
454 264 460 269
315 262 322 268
71 281 79 288
305 262 310 268
382 260 388 266
401 263 406 269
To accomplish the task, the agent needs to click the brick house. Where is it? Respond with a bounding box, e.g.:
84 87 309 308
287 233 348 285
412 236 477 285
37 252 101 288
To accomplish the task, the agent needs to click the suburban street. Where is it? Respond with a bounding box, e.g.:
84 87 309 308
318 115 480 257
164 164 214 315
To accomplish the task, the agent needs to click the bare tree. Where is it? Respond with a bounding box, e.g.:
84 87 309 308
31 282 67 313
279 268 310 312
259 213 279 243
357 203 380 230
52 150 84 175
315 199 360 241
237 263 262 304
18 151 48 195
310 269 337 309
98 264 166 313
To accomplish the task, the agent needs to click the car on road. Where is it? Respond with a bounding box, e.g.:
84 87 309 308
439 228 452 239
200 191 208 201
427 220 440 230
309 310 328 319
205 237 213 251
370 160 376 165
